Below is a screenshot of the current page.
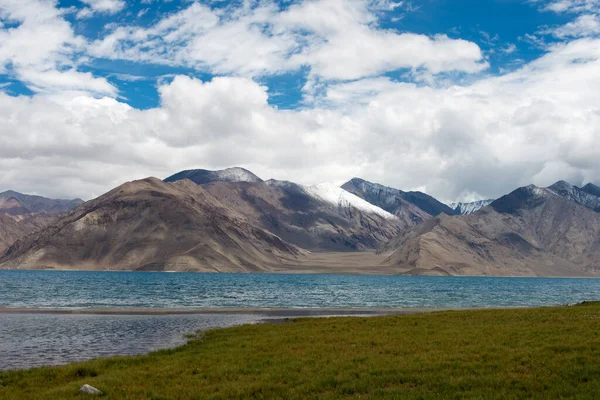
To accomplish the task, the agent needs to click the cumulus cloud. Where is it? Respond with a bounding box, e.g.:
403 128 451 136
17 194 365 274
539 0 600 13
1 36 600 202
544 14 600 37
89 0 487 82
77 0 125 18
0 0 116 95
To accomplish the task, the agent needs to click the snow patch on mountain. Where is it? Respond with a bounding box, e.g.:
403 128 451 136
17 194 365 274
165 167 263 185
211 167 262 183
523 185 558 198
449 199 494 215
303 183 397 220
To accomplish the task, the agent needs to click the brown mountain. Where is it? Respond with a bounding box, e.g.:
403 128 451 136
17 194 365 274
0 178 305 272
380 184 600 277
197 179 404 252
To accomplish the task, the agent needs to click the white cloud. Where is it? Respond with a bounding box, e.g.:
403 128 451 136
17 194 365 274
1 37 600 202
0 0 116 95
78 0 125 18
501 43 517 54
88 2 298 76
17 68 117 97
544 14 600 37
540 0 600 13
89 0 487 82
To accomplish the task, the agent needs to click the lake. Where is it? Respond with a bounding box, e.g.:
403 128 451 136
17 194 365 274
2 270 600 370
2 270 600 309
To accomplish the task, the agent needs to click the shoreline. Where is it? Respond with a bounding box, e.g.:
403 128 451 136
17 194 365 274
0 306 471 317
1 268 599 278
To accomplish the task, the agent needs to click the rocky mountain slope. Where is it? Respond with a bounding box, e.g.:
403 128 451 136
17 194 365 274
0 214 29 254
340 178 456 230
547 181 600 212
342 178 458 217
381 182 600 276
0 178 305 271
581 183 600 197
182 178 404 252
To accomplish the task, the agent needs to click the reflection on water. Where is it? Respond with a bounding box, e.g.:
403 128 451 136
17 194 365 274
0 313 261 370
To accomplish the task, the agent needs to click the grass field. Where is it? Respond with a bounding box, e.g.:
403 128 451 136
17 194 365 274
2 303 600 399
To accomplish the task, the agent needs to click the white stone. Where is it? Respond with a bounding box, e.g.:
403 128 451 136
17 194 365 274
80 384 102 395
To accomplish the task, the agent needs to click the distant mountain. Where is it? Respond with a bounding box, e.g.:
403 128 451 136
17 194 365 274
0 178 304 271
0 190 83 216
449 199 494 215
0 212 57 254
381 182 600 276
164 167 263 185
0 190 83 254
341 178 457 224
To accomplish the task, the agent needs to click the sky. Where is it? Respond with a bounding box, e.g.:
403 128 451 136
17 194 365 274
0 0 599 202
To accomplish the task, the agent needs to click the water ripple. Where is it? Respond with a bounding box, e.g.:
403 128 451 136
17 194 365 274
1 271 600 309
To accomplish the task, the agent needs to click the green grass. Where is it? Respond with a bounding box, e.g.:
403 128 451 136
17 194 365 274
2 303 600 399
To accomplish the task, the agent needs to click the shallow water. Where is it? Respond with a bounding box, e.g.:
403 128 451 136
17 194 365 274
0 313 261 370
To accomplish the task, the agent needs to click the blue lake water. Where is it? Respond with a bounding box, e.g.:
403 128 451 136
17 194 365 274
2 271 600 370
0 271 600 308
1 270 600 309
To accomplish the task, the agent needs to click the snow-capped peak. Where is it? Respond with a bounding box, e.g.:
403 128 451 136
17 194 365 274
164 167 262 185
303 183 396 220
449 199 494 215
213 167 262 183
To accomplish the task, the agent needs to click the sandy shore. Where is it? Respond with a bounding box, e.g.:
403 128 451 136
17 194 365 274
0 306 465 317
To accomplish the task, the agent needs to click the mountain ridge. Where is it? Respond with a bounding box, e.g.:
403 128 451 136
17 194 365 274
3 169 600 276
342 178 459 217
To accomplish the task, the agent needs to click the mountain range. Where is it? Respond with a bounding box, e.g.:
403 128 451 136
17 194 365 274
1 167 600 276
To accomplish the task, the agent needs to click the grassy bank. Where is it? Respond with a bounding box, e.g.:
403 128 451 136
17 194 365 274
2 303 600 399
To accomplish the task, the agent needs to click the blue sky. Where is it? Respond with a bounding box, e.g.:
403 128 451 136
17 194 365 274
0 0 599 201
